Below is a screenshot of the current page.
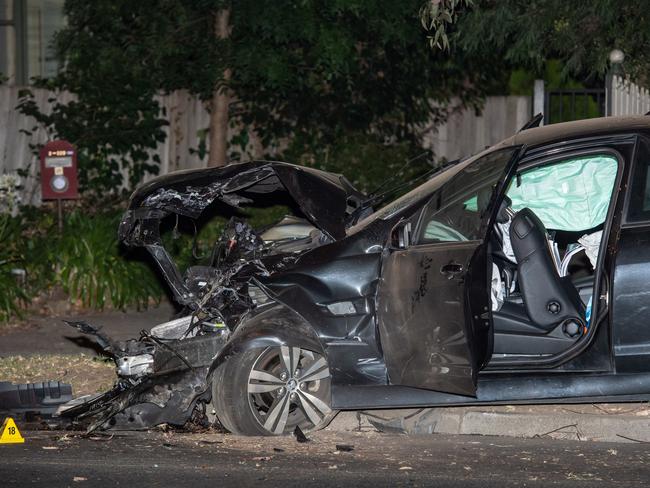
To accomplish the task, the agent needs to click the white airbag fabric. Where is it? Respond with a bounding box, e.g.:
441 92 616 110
491 263 504 311
507 155 617 231
578 230 603 268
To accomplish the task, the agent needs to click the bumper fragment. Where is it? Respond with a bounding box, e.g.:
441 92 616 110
0 381 73 417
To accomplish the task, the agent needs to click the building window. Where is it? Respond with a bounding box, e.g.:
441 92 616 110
0 0 65 85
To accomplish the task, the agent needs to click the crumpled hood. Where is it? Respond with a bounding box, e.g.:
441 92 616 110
122 161 365 241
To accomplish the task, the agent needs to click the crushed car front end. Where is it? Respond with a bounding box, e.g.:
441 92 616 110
57 161 367 431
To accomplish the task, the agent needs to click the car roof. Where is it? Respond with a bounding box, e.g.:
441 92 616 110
499 115 650 149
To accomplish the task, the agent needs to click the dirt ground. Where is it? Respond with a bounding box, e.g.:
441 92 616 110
0 354 116 396
0 302 175 357
0 304 170 397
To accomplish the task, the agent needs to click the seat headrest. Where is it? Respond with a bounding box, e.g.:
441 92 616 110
510 208 549 260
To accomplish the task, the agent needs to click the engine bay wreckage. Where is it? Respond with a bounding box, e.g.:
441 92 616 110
58 161 367 432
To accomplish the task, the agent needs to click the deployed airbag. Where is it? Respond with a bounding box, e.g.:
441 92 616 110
507 155 617 231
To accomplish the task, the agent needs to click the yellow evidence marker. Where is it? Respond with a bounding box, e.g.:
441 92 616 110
0 417 25 444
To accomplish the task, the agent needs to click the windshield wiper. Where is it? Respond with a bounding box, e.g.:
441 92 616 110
366 151 432 197
348 157 462 224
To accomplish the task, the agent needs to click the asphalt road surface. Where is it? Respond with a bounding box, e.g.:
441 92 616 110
1 429 648 487
0 303 177 357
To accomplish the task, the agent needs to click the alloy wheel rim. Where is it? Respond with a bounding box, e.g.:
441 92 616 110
247 346 331 434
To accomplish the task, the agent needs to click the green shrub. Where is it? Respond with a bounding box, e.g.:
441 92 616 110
0 215 29 320
282 131 429 195
55 211 163 310
0 204 168 319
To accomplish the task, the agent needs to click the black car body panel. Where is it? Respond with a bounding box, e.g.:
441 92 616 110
378 242 480 395
121 160 365 242
376 147 522 396
58 116 650 432
331 371 650 410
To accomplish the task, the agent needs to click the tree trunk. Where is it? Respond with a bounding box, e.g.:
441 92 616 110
208 8 231 167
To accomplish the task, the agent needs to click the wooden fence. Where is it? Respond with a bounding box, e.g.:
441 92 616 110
423 96 531 161
0 86 75 204
609 74 650 116
0 86 531 204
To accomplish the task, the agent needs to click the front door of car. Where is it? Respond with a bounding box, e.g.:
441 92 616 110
376 147 522 396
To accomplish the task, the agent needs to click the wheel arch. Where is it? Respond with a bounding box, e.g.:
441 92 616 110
208 303 326 378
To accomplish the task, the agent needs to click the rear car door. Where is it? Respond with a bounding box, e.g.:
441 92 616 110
613 136 650 373
376 147 521 396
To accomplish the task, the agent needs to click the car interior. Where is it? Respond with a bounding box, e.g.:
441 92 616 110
487 153 619 359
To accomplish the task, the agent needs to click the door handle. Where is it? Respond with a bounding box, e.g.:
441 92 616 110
440 262 464 278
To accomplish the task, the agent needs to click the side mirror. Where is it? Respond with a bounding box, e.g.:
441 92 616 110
390 221 412 249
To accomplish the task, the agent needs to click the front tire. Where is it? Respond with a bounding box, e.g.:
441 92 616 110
212 345 334 436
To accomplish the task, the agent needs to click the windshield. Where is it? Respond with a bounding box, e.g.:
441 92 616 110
416 147 520 243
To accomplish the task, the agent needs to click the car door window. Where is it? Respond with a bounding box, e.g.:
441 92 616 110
626 139 650 223
416 148 518 244
507 154 618 231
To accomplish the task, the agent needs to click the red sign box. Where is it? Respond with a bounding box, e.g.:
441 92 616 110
40 140 79 200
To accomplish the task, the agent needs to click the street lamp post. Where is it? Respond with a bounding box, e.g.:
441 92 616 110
606 49 625 116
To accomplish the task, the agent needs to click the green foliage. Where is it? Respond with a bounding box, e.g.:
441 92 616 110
55 211 162 310
230 0 490 154
508 59 599 93
16 0 498 196
284 132 427 194
456 1 650 82
0 215 29 321
19 208 59 292
507 61 602 124
6 207 164 315
507 69 537 97
419 0 474 51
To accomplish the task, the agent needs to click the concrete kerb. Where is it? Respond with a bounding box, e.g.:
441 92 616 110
326 404 650 443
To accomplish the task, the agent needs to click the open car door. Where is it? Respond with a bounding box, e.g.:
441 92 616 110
377 146 523 396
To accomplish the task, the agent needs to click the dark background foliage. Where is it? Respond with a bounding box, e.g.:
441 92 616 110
17 0 507 196
455 1 649 83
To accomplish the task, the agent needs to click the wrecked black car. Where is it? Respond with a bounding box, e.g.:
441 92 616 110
61 116 650 436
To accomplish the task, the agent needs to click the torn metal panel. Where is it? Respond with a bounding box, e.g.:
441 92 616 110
63 370 208 432
57 317 227 432
121 161 365 244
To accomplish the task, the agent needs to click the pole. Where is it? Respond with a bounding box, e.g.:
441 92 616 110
533 79 545 125
57 199 63 233
605 73 613 117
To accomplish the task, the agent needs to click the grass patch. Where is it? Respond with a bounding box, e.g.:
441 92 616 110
0 354 116 396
